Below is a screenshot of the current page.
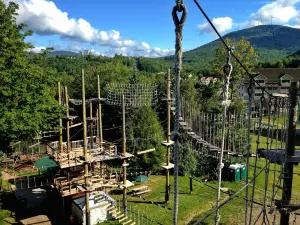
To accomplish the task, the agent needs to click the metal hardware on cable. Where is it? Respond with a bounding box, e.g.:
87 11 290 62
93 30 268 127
175 0 184 12
172 1 187 224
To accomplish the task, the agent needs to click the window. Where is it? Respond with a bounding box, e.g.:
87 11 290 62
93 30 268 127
282 80 290 83
255 93 261 96
255 87 261 89
256 80 264 83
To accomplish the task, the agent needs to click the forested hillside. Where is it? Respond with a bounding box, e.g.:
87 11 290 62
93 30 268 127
164 25 300 71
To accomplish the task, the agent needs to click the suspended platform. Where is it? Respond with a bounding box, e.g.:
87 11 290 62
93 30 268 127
258 148 300 164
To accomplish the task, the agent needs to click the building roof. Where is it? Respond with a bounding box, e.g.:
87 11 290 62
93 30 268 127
34 156 59 175
253 68 300 80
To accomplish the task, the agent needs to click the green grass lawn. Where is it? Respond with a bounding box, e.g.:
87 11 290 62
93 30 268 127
260 115 300 129
0 132 298 225
100 131 300 225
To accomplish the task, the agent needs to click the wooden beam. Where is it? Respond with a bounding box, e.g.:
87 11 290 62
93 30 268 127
137 148 156 155
70 122 83 128
29 143 39 149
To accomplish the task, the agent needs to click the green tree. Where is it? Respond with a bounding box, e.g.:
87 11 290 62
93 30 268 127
212 37 258 93
178 143 197 176
127 106 165 172
0 1 62 147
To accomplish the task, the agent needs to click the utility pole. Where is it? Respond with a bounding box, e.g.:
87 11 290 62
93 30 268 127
270 15 274 25
82 69 91 225
122 94 127 214
280 82 299 225
58 82 63 153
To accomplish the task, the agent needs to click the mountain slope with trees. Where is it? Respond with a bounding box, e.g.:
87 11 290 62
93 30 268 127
164 25 300 71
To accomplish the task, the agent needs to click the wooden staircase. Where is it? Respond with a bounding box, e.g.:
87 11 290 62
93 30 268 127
94 195 135 225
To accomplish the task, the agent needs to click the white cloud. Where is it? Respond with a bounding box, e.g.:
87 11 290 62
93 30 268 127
250 0 300 24
28 46 46 53
4 0 173 58
198 17 233 34
104 47 174 58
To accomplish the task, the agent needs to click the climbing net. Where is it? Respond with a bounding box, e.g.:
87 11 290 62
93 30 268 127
106 83 158 107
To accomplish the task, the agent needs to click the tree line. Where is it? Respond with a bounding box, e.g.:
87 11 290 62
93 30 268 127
0 0 258 176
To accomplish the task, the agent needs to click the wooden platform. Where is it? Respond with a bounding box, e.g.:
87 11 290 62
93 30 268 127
20 215 51 225
131 185 151 196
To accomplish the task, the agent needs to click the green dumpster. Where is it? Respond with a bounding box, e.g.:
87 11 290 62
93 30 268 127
229 164 240 182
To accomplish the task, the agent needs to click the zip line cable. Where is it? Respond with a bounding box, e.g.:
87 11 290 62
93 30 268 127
193 0 273 97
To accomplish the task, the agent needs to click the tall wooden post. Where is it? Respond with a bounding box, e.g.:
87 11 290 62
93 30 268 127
90 102 93 149
165 68 171 202
280 82 299 225
96 109 99 138
65 87 71 161
122 94 127 214
97 75 103 147
97 75 103 178
58 82 63 153
82 69 91 225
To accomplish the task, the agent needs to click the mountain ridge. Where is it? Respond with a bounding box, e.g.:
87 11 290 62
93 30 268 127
164 25 300 70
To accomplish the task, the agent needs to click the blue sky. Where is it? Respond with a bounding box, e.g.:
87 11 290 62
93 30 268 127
5 0 300 57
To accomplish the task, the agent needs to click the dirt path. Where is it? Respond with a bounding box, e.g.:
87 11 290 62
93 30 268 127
1 171 20 180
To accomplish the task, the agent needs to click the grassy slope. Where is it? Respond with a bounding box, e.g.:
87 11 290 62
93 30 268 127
101 130 300 225
1 127 299 225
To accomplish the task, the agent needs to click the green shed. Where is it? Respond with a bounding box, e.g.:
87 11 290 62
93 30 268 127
0 151 3 157
229 164 240 182
34 156 59 175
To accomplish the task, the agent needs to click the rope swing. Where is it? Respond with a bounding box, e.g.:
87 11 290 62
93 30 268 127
171 0 187 224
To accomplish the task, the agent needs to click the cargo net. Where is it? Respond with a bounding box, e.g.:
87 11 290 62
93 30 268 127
106 83 158 107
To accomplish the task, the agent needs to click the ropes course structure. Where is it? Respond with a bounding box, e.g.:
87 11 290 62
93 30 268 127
106 83 158 107
169 1 300 225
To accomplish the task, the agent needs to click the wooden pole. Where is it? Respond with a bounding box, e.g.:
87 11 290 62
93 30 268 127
58 82 63 153
96 109 99 139
122 94 127 215
190 176 193 194
97 75 103 178
65 87 71 161
82 69 91 225
90 102 93 150
280 82 299 225
165 68 171 202
97 75 103 147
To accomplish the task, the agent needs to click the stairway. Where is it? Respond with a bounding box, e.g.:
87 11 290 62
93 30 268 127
94 195 135 225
